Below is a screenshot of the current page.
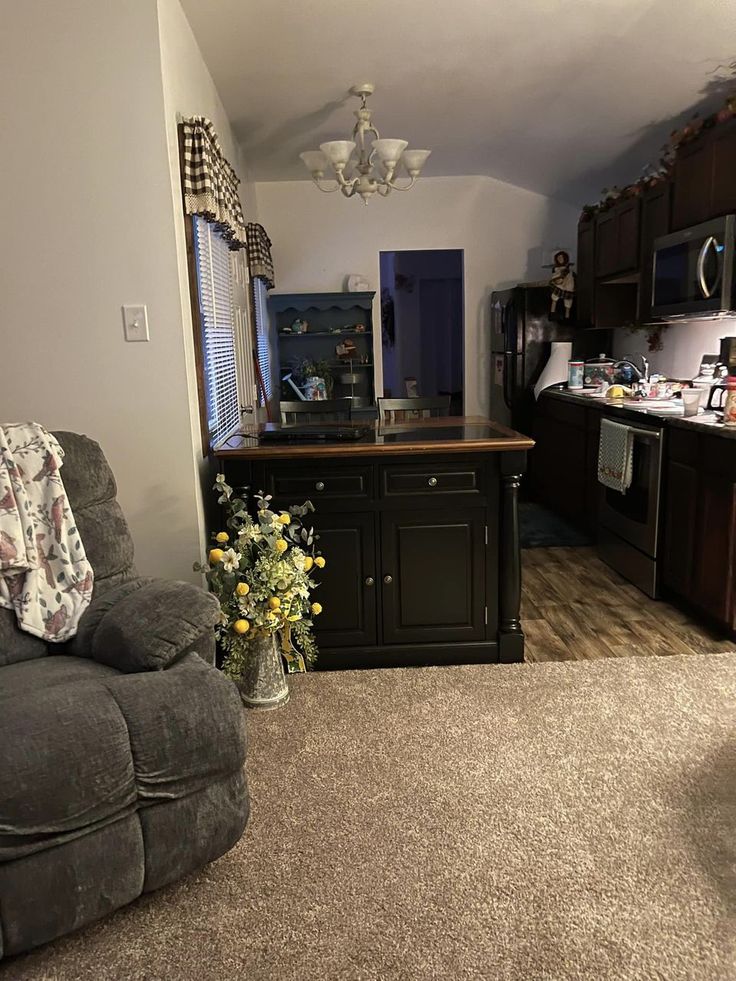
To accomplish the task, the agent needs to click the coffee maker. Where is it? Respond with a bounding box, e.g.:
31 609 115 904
719 336 736 375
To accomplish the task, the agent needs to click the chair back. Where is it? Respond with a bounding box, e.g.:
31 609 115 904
279 400 353 424
377 396 451 425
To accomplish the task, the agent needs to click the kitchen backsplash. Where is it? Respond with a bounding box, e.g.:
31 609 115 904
611 317 736 379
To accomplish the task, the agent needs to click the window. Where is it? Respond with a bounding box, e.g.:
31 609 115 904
252 276 273 404
192 215 256 448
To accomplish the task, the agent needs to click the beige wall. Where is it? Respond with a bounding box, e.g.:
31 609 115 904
0 0 251 580
157 0 257 560
254 176 580 416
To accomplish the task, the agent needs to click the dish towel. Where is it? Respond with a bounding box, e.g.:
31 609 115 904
598 418 634 494
0 423 94 641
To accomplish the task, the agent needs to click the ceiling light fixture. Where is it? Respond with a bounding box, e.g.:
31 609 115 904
299 84 431 204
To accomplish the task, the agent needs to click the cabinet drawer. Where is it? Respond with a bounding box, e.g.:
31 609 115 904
540 395 588 431
265 465 372 503
381 463 483 498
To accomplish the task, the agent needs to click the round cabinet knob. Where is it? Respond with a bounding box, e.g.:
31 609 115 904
315 481 325 491
364 576 375 587
428 476 438 487
383 575 393 585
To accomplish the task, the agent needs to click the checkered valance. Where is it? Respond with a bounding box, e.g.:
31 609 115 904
181 117 247 250
246 223 275 289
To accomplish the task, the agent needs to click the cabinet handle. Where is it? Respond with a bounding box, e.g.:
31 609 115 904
315 481 325 491
364 576 375 587
383 575 393 585
427 476 438 487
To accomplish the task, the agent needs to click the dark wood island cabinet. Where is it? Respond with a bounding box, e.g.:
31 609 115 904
214 418 533 669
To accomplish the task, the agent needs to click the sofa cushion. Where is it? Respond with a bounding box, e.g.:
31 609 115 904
0 608 47 668
0 659 137 862
53 432 137 592
0 654 245 864
102 653 246 802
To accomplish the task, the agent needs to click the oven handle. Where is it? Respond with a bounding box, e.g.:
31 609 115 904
627 426 661 440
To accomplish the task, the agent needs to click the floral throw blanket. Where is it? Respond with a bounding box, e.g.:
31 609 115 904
0 423 94 642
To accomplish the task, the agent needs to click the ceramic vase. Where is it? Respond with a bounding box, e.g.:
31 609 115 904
237 633 289 710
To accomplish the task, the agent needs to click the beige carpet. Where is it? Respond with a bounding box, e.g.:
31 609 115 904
5 655 736 981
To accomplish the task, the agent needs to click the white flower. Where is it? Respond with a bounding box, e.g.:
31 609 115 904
221 548 240 572
239 524 260 542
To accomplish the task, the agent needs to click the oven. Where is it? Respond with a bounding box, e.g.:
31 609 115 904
597 419 664 598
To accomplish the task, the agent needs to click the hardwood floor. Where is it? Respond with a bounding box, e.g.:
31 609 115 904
522 547 736 662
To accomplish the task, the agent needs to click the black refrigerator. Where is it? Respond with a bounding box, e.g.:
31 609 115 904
490 284 601 436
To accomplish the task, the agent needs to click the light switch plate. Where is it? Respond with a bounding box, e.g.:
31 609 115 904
122 304 149 342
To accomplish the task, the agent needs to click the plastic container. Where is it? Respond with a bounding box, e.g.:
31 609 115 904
567 361 584 390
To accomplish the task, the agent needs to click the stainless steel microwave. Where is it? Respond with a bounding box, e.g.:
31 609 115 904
651 214 735 320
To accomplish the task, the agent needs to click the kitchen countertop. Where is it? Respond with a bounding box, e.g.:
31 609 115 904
541 387 736 439
214 416 535 459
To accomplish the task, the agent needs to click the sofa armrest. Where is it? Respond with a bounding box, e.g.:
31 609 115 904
73 577 220 673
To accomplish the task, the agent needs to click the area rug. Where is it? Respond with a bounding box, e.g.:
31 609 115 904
5 655 736 980
520 501 592 548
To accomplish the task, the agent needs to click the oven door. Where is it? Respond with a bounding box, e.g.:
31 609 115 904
598 424 663 558
652 215 735 319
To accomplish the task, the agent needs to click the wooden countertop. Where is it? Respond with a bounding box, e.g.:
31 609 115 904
213 416 535 460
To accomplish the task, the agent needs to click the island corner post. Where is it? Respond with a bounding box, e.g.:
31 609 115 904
213 417 534 670
498 449 527 664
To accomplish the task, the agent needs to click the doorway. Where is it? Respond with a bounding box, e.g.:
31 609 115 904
379 250 464 414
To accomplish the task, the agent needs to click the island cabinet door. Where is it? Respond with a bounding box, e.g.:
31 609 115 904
311 512 377 649
380 508 486 645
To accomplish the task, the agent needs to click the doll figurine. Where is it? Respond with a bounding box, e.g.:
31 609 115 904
549 250 576 318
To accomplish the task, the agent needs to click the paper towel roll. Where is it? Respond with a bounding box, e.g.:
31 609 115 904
534 342 573 400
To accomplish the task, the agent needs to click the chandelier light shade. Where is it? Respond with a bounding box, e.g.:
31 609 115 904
299 84 431 203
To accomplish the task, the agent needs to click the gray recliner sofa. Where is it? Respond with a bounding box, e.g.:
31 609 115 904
0 432 248 958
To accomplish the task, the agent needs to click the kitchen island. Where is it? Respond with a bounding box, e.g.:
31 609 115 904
214 417 534 669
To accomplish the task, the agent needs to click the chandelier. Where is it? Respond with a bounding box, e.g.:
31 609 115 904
299 84 431 204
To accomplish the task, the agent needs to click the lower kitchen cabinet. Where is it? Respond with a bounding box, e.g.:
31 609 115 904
661 459 698 597
529 394 596 530
311 512 377 648
659 429 735 632
380 508 486 645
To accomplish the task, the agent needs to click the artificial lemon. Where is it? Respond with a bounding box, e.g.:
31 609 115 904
235 582 250 597
268 596 281 609
208 548 225 565
232 619 250 635
314 556 326 569
274 539 288 554
607 385 625 398
278 513 291 525
311 602 323 616
215 531 229 543
303 556 314 572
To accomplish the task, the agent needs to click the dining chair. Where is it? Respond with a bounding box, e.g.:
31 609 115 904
279 399 353 424
377 396 451 425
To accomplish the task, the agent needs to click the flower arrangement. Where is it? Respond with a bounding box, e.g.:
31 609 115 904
194 474 325 681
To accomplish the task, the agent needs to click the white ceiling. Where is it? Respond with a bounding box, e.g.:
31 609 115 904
180 0 736 203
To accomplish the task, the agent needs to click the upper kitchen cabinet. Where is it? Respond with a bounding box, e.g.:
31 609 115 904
638 180 671 323
672 118 736 231
576 219 595 327
594 197 641 278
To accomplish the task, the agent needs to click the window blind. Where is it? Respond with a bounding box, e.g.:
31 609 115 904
193 215 240 445
252 277 273 404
